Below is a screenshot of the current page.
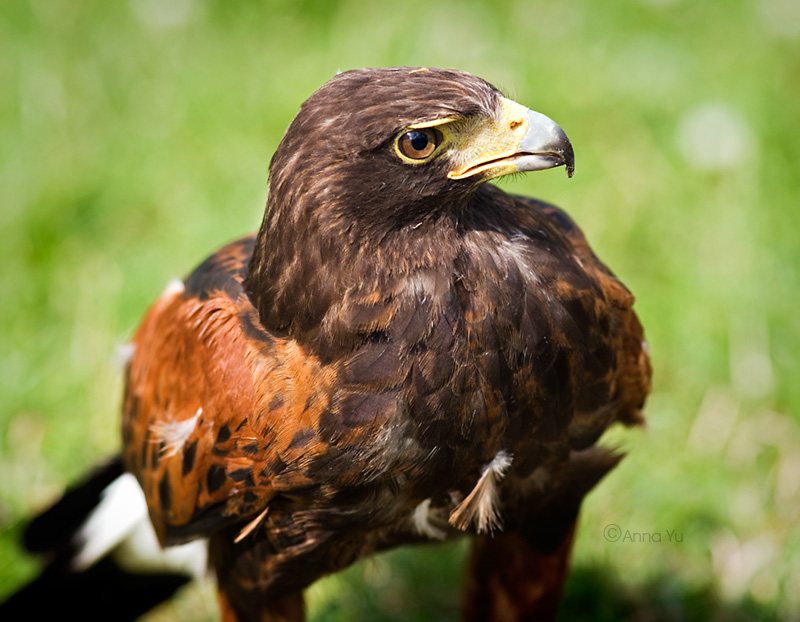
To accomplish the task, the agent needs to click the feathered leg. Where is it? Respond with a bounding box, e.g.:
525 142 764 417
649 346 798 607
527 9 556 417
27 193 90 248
462 523 576 622
217 588 304 622
461 448 624 620
210 529 305 622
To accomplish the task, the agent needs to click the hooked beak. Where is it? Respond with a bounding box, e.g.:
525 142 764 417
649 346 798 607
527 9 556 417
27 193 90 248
447 97 575 181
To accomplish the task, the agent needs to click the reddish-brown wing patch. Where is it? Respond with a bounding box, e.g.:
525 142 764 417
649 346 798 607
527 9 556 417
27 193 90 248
121 238 336 545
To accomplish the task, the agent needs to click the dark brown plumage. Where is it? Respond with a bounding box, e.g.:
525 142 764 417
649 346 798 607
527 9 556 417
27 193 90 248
6 66 651 622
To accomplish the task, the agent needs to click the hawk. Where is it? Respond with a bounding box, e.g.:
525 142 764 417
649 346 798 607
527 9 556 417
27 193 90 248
4 67 650 622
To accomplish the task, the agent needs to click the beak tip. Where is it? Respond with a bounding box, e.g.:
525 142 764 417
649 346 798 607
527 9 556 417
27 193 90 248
521 108 575 179
565 154 575 178
559 141 575 178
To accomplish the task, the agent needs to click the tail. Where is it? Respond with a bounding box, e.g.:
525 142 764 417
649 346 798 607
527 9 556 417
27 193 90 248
1 457 208 621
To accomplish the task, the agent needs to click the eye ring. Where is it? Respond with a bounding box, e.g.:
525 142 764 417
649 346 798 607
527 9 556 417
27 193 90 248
397 128 442 160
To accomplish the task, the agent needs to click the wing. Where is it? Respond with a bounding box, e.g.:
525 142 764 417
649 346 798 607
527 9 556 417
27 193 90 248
444 185 652 541
514 192 652 430
121 237 337 545
121 235 450 552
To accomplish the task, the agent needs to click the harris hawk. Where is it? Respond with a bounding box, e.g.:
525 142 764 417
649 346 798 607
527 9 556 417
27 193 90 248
3 67 651 622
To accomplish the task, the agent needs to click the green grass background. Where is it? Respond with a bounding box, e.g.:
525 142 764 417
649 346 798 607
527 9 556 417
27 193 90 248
2 0 799 620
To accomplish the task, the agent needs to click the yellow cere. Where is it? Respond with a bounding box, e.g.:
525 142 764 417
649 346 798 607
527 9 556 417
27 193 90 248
447 97 532 180
393 97 532 177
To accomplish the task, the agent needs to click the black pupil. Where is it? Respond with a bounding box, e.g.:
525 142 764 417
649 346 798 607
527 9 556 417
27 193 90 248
408 131 429 152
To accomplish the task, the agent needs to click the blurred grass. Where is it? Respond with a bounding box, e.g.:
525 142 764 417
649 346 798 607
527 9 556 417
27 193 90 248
2 0 799 619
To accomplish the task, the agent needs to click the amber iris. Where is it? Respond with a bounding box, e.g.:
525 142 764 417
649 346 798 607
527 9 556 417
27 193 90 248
398 128 441 159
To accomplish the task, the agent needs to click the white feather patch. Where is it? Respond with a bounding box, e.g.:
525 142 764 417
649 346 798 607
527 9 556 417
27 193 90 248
71 473 150 571
113 342 136 369
411 498 448 540
448 450 513 533
72 473 208 577
114 517 208 578
150 407 202 458
161 278 185 297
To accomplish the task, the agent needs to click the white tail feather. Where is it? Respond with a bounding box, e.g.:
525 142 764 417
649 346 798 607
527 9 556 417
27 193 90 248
71 473 207 578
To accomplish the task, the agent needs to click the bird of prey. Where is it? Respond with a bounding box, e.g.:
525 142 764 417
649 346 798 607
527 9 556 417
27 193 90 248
3 67 651 622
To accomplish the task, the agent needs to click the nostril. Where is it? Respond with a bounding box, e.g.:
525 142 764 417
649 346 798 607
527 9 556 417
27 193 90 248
509 120 522 131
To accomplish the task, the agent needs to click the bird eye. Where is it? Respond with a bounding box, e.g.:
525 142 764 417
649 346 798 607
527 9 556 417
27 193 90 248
397 128 442 160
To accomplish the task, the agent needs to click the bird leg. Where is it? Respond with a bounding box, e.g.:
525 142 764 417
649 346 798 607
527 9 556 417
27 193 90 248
461 522 576 622
217 588 304 622
210 528 306 622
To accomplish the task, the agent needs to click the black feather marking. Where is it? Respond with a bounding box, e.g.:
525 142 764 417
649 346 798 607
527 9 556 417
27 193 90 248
206 465 227 494
216 425 231 444
182 440 198 476
229 468 256 488
150 442 163 468
241 442 260 455
263 455 287 477
243 491 258 504
159 473 172 514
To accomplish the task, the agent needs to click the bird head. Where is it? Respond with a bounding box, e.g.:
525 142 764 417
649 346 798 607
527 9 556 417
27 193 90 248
249 67 574 337
266 67 574 228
